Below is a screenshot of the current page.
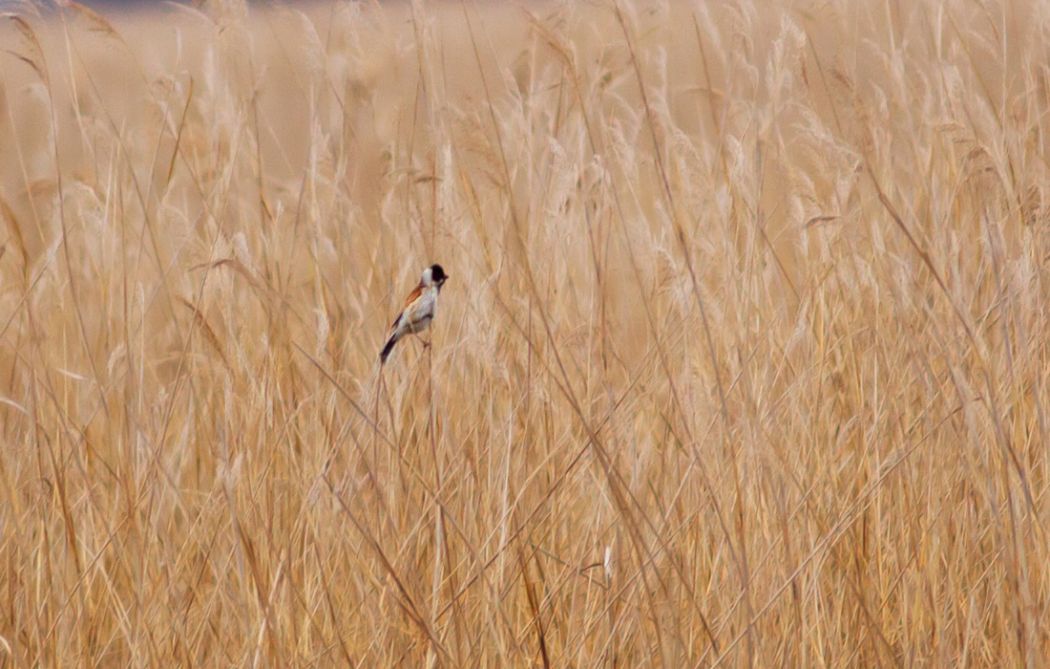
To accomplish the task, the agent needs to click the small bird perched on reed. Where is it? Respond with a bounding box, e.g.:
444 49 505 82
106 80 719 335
380 264 448 364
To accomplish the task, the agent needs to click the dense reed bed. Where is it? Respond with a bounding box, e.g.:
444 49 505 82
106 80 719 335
0 0 1048 665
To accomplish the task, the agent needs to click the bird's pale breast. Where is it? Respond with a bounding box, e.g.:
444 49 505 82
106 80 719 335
399 287 438 334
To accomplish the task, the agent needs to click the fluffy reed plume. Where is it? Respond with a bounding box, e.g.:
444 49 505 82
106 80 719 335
0 0 1048 665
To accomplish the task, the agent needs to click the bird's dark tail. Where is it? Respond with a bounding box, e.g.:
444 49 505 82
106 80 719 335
379 335 398 364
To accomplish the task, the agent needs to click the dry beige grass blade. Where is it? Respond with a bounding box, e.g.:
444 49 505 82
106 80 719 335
0 0 1048 665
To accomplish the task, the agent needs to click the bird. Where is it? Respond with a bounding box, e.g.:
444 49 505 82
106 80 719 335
379 264 448 364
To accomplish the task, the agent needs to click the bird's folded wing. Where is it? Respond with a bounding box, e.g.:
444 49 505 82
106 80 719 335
391 284 424 328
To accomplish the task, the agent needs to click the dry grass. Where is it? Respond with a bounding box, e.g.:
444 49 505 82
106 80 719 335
0 0 1048 665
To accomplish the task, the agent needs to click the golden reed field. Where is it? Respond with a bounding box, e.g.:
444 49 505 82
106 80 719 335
1 0 1048 665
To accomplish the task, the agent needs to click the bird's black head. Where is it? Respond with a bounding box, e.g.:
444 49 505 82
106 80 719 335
429 264 448 285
